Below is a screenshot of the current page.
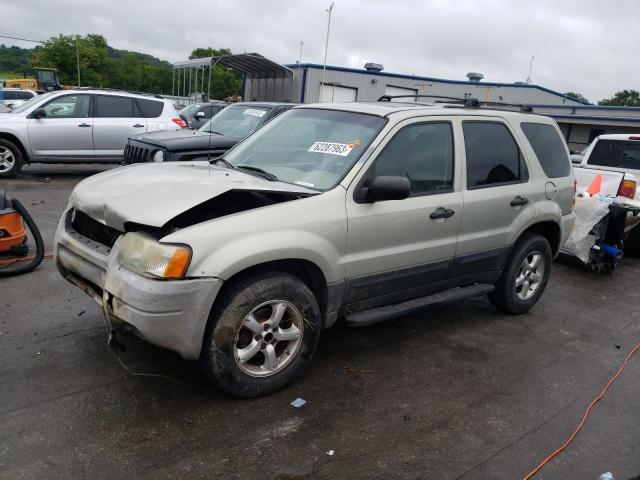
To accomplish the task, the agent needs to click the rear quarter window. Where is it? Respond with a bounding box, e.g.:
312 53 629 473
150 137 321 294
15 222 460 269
521 122 570 178
135 98 164 118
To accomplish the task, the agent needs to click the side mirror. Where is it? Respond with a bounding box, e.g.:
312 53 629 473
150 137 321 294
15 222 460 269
195 111 205 118
360 175 411 203
32 108 46 119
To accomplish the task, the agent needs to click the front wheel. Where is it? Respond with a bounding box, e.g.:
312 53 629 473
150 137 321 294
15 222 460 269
0 139 24 178
489 233 552 314
200 271 322 397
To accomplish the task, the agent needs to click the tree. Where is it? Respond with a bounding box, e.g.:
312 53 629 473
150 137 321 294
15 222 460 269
183 47 241 100
598 90 640 107
565 92 590 104
31 34 110 87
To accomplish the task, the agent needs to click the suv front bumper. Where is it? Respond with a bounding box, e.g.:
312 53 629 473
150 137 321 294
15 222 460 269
54 210 222 360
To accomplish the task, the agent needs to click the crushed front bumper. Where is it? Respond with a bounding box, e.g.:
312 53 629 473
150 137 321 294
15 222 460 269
54 209 222 360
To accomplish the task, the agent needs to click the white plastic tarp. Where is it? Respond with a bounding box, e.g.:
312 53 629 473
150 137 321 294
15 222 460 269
561 197 610 263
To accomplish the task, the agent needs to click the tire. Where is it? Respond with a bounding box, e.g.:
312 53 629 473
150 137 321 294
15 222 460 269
0 138 24 178
489 233 552 315
200 271 322 398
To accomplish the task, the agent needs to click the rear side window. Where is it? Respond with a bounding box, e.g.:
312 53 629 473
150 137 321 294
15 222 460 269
373 122 454 195
521 122 570 178
3 91 16 100
463 121 528 188
95 95 135 118
136 98 164 118
588 140 640 170
15 91 34 100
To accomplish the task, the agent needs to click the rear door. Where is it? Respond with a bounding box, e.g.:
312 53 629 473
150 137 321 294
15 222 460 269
92 94 147 159
345 117 462 310
453 117 538 278
27 93 93 160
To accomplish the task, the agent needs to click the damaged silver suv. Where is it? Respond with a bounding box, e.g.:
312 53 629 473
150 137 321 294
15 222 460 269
55 101 575 397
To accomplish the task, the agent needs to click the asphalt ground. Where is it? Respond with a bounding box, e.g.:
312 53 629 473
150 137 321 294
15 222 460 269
1 164 639 480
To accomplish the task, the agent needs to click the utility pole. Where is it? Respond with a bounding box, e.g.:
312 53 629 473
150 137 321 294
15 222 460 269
320 2 334 102
299 40 304 69
76 40 81 87
526 55 535 84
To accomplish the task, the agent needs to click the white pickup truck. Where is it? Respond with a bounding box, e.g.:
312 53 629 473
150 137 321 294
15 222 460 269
573 134 640 252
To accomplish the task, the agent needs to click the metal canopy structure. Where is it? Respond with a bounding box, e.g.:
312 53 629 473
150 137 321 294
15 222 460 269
172 53 295 104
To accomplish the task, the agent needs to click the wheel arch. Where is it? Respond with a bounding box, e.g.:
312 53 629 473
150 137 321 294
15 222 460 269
0 132 30 164
216 258 330 323
519 221 562 257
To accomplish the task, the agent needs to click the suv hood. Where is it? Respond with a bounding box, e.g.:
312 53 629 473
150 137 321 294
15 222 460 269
70 162 316 231
133 130 239 151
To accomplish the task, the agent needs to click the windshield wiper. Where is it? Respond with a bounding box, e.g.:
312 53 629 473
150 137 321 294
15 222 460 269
203 130 224 135
236 165 278 181
210 157 235 169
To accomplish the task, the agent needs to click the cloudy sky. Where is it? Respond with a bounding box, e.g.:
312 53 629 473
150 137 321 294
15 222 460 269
4 0 638 102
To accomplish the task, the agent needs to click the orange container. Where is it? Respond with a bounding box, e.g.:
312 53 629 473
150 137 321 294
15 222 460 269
0 210 26 252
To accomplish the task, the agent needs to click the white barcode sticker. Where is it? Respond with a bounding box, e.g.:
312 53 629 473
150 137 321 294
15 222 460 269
243 108 266 117
308 141 358 156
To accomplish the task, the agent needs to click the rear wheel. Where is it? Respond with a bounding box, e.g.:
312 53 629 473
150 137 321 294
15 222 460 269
489 233 552 314
200 271 322 397
0 139 24 178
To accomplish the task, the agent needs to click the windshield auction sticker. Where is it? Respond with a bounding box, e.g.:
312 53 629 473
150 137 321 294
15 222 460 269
308 141 358 156
243 108 266 117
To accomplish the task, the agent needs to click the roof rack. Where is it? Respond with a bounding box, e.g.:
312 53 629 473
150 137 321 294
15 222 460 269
377 94 534 113
74 87 164 99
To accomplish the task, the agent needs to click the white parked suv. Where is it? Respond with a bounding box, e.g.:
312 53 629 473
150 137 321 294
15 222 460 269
55 100 575 397
0 88 37 109
0 89 184 177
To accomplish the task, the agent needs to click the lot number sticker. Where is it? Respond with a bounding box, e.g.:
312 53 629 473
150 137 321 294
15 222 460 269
243 108 266 117
308 141 357 156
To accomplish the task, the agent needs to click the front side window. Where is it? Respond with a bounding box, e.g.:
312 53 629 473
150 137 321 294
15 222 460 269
42 94 90 118
11 91 57 114
372 122 454 195
95 95 135 118
521 122 570 178
222 108 386 191
463 121 527 188
589 140 640 170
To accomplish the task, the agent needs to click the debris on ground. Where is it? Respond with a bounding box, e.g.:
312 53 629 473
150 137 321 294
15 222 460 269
326 450 334 456
290 398 306 408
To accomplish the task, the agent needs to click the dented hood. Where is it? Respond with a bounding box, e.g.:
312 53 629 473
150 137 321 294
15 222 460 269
70 162 315 231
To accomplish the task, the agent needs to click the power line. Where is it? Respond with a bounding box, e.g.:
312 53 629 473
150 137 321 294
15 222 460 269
0 35 44 44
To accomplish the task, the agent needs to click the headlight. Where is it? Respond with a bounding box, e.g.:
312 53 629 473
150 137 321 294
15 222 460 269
117 233 191 279
152 150 165 162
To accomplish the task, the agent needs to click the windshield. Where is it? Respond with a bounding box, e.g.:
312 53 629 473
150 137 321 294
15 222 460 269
223 108 386 191
199 104 271 138
11 91 54 114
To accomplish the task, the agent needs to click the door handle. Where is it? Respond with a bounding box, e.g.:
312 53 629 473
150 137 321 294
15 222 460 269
429 207 455 220
133 124 145 128
510 196 529 207
78 123 91 128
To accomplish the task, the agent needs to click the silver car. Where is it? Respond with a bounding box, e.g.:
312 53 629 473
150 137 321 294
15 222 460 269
55 101 575 397
0 89 184 177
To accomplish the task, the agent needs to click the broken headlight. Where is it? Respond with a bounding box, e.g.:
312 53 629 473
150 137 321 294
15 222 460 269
117 233 191 279
152 150 165 162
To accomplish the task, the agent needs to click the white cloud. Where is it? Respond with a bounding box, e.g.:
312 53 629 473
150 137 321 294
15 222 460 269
3 0 638 101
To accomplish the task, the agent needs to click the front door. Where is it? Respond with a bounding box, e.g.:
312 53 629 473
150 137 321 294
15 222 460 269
345 118 462 310
27 93 93 160
92 95 147 159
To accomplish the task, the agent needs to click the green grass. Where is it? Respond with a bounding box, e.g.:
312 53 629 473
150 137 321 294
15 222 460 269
0 71 24 80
